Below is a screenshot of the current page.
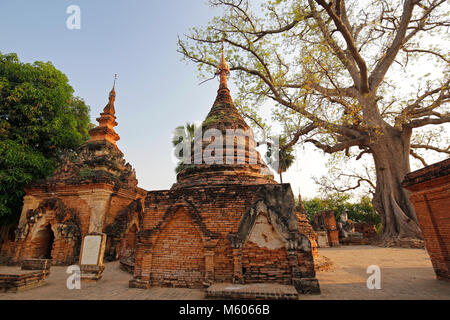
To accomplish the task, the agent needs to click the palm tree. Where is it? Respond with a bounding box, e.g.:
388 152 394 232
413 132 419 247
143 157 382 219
266 135 295 184
172 122 197 174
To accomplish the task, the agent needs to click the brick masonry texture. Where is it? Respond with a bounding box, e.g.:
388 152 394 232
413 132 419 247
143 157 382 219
2 63 321 295
403 158 450 281
129 183 320 294
313 211 340 247
128 68 320 294
0 86 145 267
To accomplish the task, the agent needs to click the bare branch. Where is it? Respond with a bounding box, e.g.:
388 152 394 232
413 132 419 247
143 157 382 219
411 144 450 155
308 0 361 86
369 0 415 90
410 149 428 166
407 114 450 128
282 123 316 150
402 48 450 64
314 0 370 92
305 137 365 153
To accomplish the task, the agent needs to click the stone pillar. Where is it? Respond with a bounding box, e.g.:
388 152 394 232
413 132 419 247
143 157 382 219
287 251 301 278
79 189 113 233
132 244 144 278
18 195 40 228
204 240 217 282
204 250 215 282
130 244 152 289
140 251 152 282
232 247 243 284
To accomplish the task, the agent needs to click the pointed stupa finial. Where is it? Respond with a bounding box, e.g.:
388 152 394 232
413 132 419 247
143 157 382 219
104 74 117 115
109 74 117 99
88 76 120 146
216 40 230 89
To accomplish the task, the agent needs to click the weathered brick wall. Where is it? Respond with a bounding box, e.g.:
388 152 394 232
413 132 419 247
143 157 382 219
150 208 205 288
316 211 340 247
213 239 233 281
132 184 319 291
242 241 291 284
297 251 316 278
12 202 81 266
103 198 144 261
9 184 141 266
354 222 376 238
403 158 450 281
295 211 318 257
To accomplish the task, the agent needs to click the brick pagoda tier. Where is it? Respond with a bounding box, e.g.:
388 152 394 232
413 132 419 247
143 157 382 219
128 51 321 294
3 82 146 265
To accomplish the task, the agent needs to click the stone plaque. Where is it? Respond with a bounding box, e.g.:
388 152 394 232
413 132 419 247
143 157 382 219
80 233 106 265
316 231 330 248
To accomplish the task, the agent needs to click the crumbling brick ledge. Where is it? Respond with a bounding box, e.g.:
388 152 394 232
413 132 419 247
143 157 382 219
0 270 49 293
205 283 299 300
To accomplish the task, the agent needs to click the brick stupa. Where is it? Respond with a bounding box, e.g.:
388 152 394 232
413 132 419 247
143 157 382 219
128 50 321 294
5 80 146 265
173 49 275 189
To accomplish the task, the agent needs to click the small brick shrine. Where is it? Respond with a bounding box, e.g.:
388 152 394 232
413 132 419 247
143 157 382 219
1 83 146 265
128 52 320 294
313 211 340 247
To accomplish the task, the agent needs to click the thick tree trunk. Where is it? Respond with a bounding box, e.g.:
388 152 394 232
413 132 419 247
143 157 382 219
370 126 423 242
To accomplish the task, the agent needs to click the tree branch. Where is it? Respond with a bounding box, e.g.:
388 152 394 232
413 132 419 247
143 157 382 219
308 0 361 86
410 149 428 166
369 0 415 90
305 137 365 153
282 123 316 150
411 144 450 155
314 0 370 92
407 114 450 128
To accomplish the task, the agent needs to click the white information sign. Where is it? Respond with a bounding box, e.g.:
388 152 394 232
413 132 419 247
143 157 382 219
80 235 102 265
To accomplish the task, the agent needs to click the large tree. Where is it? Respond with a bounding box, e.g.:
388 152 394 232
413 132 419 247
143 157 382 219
178 0 450 243
0 52 92 225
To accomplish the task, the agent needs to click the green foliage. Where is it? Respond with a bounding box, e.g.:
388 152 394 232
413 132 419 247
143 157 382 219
301 193 381 225
0 52 92 224
266 135 295 183
172 122 197 174
79 168 94 178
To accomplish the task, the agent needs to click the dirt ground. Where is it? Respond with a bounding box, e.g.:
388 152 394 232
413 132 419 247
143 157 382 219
0 245 448 300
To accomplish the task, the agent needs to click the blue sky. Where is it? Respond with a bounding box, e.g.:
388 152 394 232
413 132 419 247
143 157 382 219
3 1 442 198
0 1 235 191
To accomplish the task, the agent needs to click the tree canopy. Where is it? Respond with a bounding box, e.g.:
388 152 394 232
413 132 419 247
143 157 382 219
301 193 381 226
178 0 449 243
0 52 92 225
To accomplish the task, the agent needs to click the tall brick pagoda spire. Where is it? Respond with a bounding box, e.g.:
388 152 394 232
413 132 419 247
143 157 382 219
10 77 144 266
23 76 138 190
88 75 120 147
173 44 275 189
130 45 320 293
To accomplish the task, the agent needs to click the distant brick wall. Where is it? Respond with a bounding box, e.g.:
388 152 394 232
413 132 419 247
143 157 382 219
316 211 340 247
354 222 376 238
403 158 450 281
